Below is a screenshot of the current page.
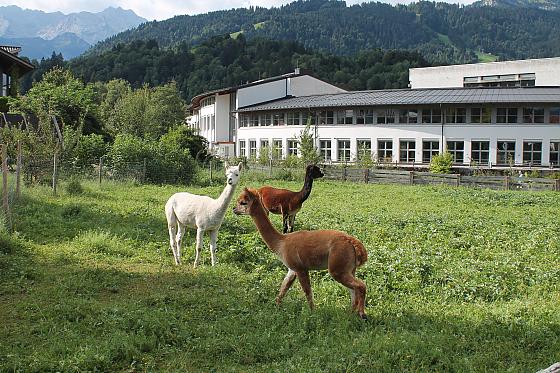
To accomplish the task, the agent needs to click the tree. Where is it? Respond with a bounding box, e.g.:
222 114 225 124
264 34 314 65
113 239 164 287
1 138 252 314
297 119 321 166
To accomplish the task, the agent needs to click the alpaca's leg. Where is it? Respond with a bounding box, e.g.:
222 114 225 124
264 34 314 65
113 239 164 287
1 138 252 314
287 214 296 233
209 230 218 266
296 270 314 309
168 223 179 265
175 224 186 265
194 228 204 268
331 272 367 319
276 269 297 305
282 214 289 234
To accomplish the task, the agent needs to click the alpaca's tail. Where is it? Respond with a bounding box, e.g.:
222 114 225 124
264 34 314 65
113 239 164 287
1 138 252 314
165 198 177 228
347 235 368 268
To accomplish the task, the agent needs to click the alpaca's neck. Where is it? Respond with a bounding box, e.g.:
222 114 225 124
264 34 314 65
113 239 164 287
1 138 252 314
214 183 237 217
250 199 283 252
298 171 315 202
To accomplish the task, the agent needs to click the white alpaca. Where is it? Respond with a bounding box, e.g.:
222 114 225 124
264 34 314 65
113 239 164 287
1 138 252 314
165 162 242 266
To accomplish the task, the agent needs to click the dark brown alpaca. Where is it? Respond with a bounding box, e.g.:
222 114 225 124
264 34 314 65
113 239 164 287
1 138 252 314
233 187 368 319
256 164 324 233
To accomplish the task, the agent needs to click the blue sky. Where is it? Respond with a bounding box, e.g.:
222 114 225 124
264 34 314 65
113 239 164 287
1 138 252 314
0 0 475 21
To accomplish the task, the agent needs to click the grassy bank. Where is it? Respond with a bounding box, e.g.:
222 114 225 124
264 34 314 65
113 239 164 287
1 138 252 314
1 178 559 372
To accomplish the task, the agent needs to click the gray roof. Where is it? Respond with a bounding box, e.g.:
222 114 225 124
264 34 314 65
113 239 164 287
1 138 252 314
236 87 560 112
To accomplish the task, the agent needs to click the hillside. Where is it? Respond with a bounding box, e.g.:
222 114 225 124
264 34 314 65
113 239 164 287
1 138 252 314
88 0 560 64
0 6 146 59
20 36 428 100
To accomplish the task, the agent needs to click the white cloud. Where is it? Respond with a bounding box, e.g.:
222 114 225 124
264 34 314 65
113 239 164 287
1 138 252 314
0 0 476 20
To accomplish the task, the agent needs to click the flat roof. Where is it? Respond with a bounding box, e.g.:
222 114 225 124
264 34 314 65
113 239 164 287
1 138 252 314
236 87 560 112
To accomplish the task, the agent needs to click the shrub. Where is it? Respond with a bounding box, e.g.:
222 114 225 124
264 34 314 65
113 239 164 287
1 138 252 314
70 134 107 170
430 152 454 174
65 176 84 195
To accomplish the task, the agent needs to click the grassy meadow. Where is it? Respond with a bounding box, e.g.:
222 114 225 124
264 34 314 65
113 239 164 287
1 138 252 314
1 175 559 372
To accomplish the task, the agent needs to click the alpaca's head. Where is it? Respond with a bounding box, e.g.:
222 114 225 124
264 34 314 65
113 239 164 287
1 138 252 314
306 164 324 179
224 162 242 186
233 187 258 215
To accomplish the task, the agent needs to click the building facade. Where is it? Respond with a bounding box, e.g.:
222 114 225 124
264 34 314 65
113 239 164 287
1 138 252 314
191 58 560 169
189 69 345 157
0 46 34 98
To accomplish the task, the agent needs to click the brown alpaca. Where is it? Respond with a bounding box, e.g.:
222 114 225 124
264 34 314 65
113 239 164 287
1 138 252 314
256 164 324 233
233 187 368 319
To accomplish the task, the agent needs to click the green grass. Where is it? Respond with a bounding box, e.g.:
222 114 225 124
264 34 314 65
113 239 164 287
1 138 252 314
476 51 499 63
1 178 559 372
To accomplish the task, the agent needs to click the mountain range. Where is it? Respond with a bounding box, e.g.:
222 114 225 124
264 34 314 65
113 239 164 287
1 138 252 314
89 0 560 64
0 5 146 60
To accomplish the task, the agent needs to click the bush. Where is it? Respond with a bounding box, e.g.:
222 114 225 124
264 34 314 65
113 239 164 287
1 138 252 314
109 133 198 184
430 152 454 174
70 134 107 170
65 176 84 195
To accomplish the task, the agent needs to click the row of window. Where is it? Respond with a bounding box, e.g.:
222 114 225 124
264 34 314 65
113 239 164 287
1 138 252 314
198 114 215 132
200 96 216 108
238 139 560 166
238 107 560 127
239 106 560 127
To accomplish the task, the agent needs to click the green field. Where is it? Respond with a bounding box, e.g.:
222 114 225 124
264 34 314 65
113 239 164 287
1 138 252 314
1 178 559 372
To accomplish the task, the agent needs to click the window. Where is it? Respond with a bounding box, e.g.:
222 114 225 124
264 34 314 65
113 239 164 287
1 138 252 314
287 112 300 126
550 141 560 166
357 140 371 161
338 140 351 161
262 113 272 126
496 108 518 124
303 112 316 126
399 140 415 163
378 140 393 162
249 140 257 158
523 108 545 124
288 139 298 156
249 114 259 127
421 109 442 124
399 109 418 124
272 113 284 126
320 140 332 162
201 96 215 107
445 108 466 124
422 141 439 163
239 114 248 128
337 110 354 125
272 139 283 159
376 109 395 124
471 141 490 164
356 109 374 125
471 107 492 124
446 141 464 164
318 110 334 125
239 140 246 157
260 139 269 158
523 141 542 165
497 141 516 165
550 108 560 124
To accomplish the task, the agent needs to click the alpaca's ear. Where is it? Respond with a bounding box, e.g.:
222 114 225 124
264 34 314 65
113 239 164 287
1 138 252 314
237 162 243 170
224 161 229 169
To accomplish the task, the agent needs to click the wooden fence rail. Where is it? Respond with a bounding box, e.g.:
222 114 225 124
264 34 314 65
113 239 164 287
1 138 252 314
321 165 559 192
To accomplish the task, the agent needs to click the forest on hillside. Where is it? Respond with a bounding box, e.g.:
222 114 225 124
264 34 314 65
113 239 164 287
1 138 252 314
22 35 429 101
90 0 560 64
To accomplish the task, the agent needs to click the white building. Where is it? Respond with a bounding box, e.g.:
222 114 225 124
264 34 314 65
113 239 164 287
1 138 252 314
409 57 560 89
189 69 345 158
191 58 560 169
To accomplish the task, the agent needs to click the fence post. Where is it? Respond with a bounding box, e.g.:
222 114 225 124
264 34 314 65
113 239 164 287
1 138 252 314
16 140 22 199
409 171 415 185
52 150 58 195
98 156 103 185
455 174 461 187
269 159 273 177
364 168 369 184
343 165 348 181
209 159 213 182
556 178 560 192
505 175 510 191
2 144 9 228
